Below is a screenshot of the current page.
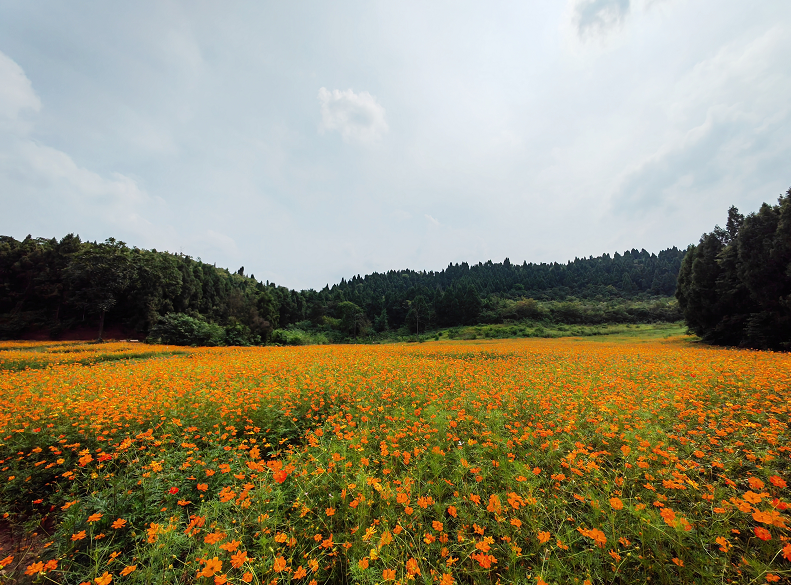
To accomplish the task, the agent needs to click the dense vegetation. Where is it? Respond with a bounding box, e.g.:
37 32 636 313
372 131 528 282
676 188 791 350
2 337 789 583
0 235 683 344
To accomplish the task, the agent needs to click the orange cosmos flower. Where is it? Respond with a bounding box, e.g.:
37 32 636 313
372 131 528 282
204 532 226 544
609 497 624 510
87 513 102 523
94 572 112 585
230 550 249 568
273 556 287 572
119 565 137 576
199 557 222 578
754 527 771 541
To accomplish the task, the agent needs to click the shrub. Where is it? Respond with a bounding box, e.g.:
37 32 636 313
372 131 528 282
147 313 224 346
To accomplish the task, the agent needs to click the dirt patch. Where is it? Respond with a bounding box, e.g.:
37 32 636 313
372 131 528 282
0 517 56 583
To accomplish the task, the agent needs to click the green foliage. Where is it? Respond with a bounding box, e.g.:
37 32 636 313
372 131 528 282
676 189 791 349
147 313 225 346
0 233 685 344
270 328 329 346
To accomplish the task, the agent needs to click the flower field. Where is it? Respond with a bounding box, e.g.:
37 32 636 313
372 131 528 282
0 337 789 584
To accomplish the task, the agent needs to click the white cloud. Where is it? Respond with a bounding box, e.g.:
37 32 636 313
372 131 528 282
611 26 791 214
0 51 173 248
317 87 388 144
572 0 631 38
0 51 41 133
204 229 239 257
425 214 440 226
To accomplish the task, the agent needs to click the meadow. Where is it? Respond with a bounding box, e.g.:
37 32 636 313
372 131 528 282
0 336 788 584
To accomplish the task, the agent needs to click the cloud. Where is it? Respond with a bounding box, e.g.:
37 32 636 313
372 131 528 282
0 50 171 247
572 0 631 38
425 214 440 226
317 87 388 144
0 51 41 133
611 26 791 215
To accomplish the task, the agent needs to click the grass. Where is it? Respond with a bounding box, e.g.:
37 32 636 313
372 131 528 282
0 334 789 584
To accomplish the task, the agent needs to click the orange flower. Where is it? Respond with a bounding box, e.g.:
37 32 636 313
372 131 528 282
748 477 765 490
432 520 444 532
273 555 287 572
0 556 13 569
111 519 127 529
294 565 307 578
273 469 288 483
71 530 87 541
447 505 457 518
204 532 226 544
769 476 787 488
119 565 137 576
87 513 102 523
25 562 44 575
230 550 249 568
672 558 683 567
406 557 420 576
199 557 222 578
358 558 369 569
242 572 253 583
537 531 551 544
325 507 336 516
609 497 623 510
783 543 791 562
754 527 771 541
439 573 454 585
383 568 396 581
220 540 240 552
94 572 112 585
197 483 208 492
577 527 606 548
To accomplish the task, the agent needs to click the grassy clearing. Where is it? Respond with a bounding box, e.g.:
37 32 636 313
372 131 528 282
0 335 788 584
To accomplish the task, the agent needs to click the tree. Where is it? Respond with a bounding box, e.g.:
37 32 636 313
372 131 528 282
337 301 368 337
676 188 791 349
65 239 134 341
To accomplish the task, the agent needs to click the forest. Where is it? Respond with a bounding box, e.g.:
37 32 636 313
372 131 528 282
676 188 791 350
0 235 684 345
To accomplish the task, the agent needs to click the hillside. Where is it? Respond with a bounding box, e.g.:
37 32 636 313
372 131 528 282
0 234 684 343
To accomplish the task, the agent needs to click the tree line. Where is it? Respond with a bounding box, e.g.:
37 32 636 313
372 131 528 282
0 233 685 344
676 188 791 350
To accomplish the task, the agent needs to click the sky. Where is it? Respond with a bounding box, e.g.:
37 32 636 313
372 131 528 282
1 0 790 291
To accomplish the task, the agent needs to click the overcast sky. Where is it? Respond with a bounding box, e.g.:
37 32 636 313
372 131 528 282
1 1 789 290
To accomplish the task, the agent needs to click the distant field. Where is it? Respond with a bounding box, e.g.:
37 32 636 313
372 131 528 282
0 336 789 584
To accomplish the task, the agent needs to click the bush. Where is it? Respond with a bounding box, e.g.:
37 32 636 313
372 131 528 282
270 328 329 346
147 313 224 346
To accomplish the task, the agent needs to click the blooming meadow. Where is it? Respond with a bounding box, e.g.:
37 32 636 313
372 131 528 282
0 337 789 584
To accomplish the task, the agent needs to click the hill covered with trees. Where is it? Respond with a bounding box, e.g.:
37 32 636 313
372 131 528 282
0 233 684 344
676 188 791 350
